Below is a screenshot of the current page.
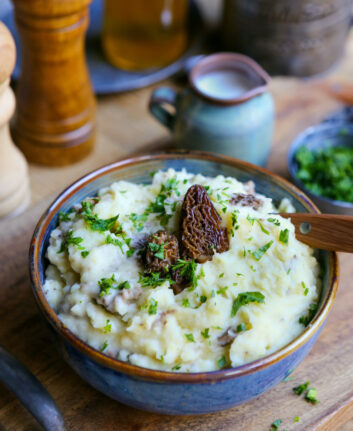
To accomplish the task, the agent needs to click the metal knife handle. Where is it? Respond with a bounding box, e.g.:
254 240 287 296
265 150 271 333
0 345 66 431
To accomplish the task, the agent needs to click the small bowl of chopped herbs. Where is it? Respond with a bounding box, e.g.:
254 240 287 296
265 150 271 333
288 122 353 215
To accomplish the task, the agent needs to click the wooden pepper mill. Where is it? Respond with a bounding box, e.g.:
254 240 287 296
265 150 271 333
0 22 30 218
11 0 96 166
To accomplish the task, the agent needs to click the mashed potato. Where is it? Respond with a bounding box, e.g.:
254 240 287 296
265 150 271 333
43 169 320 372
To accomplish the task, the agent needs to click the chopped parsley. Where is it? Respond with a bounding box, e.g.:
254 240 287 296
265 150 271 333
217 286 228 295
57 230 84 253
172 363 181 371
148 241 165 260
182 298 190 308
201 328 210 339
138 272 173 288
236 323 246 332
185 333 195 342
98 275 130 297
104 320 111 333
270 419 282 430
171 259 198 291
247 215 269 235
217 356 227 369
81 201 119 232
105 234 124 252
200 295 207 304
148 298 158 315
231 291 265 317
293 416 300 422
279 228 289 245
267 217 280 226
298 303 318 326
252 240 273 260
101 341 108 352
302 281 309 296
219 272 224 278
148 176 180 226
58 209 74 222
81 250 90 258
129 212 149 232
293 381 310 395
231 210 240 236
295 144 353 203
305 387 318 404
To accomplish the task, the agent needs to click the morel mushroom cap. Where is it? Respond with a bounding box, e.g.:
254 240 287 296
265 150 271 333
180 184 229 263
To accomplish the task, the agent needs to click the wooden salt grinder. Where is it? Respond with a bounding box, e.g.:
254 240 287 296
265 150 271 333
0 22 30 218
11 0 96 166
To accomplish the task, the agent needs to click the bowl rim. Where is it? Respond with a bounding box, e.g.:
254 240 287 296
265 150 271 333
29 150 339 383
288 122 353 209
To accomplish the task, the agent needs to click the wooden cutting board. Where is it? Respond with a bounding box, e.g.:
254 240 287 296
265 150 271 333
1 2 353 428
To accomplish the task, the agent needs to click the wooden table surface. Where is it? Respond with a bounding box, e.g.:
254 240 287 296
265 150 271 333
1 2 353 430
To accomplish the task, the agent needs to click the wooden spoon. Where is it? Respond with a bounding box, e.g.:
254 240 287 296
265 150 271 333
279 213 353 253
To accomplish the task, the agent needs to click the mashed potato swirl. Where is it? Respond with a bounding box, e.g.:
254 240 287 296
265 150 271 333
43 169 319 372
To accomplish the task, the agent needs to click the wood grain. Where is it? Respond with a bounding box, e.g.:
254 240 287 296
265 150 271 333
280 213 353 253
11 0 96 166
1 1 353 429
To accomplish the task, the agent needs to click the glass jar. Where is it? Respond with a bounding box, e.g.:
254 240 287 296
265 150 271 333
102 0 188 71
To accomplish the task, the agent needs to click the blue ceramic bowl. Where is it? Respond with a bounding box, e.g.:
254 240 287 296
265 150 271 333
30 151 338 415
288 122 353 215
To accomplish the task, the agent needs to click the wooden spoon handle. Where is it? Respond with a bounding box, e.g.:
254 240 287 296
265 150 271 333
279 213 353 253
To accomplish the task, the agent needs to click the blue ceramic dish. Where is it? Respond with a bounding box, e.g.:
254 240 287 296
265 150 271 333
29 151 338 415
288 122 353 215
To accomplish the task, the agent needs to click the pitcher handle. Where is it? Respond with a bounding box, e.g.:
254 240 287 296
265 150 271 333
149 87 178 131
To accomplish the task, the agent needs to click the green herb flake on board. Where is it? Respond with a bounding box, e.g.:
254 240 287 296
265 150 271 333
269 419 282 430
305 387 318 404
231 291 265 317
293 381 310 396
293 416 300 422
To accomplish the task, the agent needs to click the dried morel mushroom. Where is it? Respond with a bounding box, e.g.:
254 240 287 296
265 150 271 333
229 193 263 210
180 184 229 263
144 230 179 275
